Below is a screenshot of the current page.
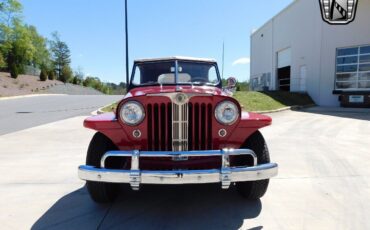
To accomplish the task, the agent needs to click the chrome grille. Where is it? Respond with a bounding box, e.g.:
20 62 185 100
147 94 213 151
172 103 188 151
147 103 172 151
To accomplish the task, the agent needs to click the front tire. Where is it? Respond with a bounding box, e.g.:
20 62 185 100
86 132 120 203
236 131 270 200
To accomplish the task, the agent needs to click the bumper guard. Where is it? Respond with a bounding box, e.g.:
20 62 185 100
78 149 278 190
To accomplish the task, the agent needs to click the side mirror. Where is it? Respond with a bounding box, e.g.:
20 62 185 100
223 77 237 95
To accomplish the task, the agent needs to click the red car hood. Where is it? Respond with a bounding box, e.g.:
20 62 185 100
124 86 227 99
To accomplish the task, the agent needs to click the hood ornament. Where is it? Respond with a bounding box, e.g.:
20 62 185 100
174 93 188 105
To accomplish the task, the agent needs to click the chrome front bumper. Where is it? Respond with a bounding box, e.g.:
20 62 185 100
78 149 278 190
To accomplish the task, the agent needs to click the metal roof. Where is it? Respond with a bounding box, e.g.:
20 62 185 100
134 56 217 63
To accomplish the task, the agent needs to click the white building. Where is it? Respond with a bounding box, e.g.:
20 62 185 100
250 0 370 107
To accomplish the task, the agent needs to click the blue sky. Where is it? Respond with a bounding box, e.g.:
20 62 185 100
21 0 293 84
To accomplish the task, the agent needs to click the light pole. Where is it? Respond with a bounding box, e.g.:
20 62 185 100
222 41 225 79
125 0 129 89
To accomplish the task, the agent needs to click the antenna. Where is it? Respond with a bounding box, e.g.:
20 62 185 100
125 0 129 89
222 41 225 79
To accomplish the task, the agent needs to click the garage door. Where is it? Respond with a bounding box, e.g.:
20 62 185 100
277 48 291 91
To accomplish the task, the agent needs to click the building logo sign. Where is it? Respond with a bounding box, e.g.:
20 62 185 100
319 0 359 25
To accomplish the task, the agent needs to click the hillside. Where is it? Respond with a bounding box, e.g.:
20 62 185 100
42 83 104 95
0 72 103 97
0 72 62 97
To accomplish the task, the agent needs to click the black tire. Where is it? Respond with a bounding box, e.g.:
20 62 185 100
236 131 270 200
86 132 120 203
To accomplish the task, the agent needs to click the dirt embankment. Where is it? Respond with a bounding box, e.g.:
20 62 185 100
0 72 104 97
0 72 62 97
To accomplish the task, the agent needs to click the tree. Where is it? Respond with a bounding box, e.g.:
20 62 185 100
4 22 35 74
27 25 50 68
0 52 6 68
59 65 72 83
48 69 56 80
0 0 22 27
0 0 23 70
83 76 112 94
83 76 100 88
0 1 52 73
49 32 71 79
72 75 83 85
39 68 47 81
9 62 18 78
72 67 84 85
236 81 250 91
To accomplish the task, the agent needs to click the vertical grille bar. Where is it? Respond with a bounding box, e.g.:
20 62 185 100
184 103 188 151
167 103 172 151
194 103 200 150
153 104 159 151
147 104 153 151
160 103 166 150
173 104 178 151
201 103 206 150
158 103 162 151
207 104 213 149
188 103 193 151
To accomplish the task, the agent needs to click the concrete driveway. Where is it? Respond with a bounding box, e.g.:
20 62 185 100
0 108 369 229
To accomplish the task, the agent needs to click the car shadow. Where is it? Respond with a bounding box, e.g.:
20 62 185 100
293 106 370 121
32 184 263 230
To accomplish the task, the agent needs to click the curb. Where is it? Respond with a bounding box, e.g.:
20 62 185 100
253 104 316 114
0 94 67 101
91 104 117 116
91 107 105 116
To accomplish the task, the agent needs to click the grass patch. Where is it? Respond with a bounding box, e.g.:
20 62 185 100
234 91 314 111
100 102 118 113
100 91 315 113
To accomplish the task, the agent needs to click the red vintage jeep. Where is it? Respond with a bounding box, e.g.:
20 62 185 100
78 57 278 203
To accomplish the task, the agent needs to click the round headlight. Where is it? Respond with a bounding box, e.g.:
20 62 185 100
215 101 239 125
119 101 145 126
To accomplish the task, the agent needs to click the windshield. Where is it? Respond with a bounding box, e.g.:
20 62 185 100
131 61 220 86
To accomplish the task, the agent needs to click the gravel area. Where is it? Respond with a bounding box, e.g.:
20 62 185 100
41 83 104 95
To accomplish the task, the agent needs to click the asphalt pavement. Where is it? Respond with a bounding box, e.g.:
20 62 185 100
0 95 122 135
1 107 369 229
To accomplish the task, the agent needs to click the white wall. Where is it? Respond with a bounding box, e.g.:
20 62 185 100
250 21 273 89
250 0 370 106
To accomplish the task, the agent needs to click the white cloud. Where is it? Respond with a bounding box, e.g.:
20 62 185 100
232 57 250 66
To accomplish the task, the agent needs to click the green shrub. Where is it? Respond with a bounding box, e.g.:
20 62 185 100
39 69 48 81
72 76 83 85
10 64 19 79
48 70 56 80
0 53 6 69
59 65 73 83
